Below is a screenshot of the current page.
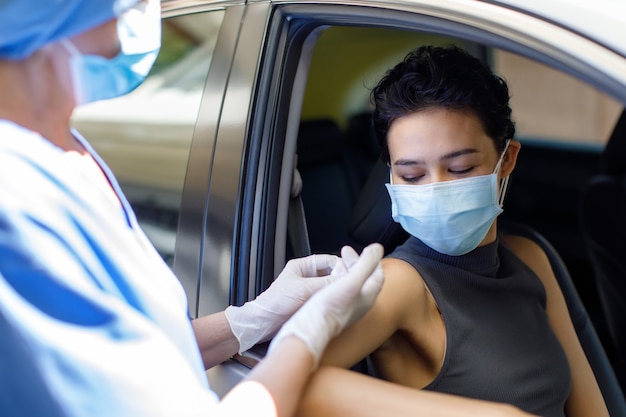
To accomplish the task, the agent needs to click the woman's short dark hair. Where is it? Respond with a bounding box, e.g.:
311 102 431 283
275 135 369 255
371 45 515 164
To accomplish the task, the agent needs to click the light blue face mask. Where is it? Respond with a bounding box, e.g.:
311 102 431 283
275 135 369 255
61 0 161 105
385 141 511 256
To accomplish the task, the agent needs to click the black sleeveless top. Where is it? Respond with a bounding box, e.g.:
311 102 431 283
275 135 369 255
388 236 571 417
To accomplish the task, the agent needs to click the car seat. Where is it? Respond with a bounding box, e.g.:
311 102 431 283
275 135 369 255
579 109 626 392
348 157 626 415
348 157 409 255
296 119 361 254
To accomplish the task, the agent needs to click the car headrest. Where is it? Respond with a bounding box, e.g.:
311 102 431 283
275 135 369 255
602 109 626 176
297 119 344 168
345 112 381 161
348 157 409 255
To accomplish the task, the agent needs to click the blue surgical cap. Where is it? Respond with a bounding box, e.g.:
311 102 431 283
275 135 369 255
0 0 141 60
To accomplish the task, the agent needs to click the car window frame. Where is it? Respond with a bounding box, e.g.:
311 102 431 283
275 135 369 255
162 3 242 318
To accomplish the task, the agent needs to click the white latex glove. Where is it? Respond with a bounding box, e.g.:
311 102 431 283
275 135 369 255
225 253 346 354
268 243 384 368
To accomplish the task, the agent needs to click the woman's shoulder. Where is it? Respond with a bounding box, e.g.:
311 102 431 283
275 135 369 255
501 234 549 264
500 234 554 289
380 257 431 321
381 256 425 284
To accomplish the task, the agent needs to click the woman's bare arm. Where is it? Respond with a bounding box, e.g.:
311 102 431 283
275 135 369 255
220 346 539 417
319 258 427 369
298 366 538 417
503 235 609 417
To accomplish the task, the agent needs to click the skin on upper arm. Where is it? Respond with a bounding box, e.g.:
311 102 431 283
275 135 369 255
299 366 538 417
319 257 429 369
501 235 609 417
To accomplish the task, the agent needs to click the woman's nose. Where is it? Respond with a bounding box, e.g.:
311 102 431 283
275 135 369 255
430 170 454 184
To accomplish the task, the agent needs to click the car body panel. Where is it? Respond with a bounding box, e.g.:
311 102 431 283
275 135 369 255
173 4 246 318
488 0 626 57
196 2 273 317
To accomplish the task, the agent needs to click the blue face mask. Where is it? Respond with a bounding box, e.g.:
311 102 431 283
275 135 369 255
385 141 510 256
61 0 161 105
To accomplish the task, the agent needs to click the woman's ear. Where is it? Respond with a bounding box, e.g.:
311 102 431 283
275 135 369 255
501 139 521 177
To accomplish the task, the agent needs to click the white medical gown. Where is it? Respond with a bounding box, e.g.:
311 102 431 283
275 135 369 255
0 120 220 416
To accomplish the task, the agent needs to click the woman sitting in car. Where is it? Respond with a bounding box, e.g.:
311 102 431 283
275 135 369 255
318 45 609 417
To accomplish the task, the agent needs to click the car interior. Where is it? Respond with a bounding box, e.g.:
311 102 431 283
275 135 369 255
289 111 626 414
283 23 626 411
290 115 626 413
580 109 626 390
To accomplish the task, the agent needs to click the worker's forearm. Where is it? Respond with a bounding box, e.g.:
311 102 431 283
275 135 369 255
217 336 314 417
192 312 240 369
242 336 314 417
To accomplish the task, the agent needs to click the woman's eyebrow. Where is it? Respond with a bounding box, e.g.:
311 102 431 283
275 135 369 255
393 148 480 166
440 148 479 161
393 158 423 167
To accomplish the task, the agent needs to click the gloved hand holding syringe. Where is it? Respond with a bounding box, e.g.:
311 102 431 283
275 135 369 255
225 244 385 360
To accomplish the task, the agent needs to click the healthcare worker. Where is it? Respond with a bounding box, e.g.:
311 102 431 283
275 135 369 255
0 1 385 416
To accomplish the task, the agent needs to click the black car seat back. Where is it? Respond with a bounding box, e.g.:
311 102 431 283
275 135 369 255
296 119 361 254
579 109 626 391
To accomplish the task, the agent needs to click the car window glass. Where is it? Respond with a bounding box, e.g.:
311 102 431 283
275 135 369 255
72 10 225 267
494 50 622 148
301 26 622 149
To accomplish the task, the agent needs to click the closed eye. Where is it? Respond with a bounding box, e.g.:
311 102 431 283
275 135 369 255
449 166 475 175
401 175 424 184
